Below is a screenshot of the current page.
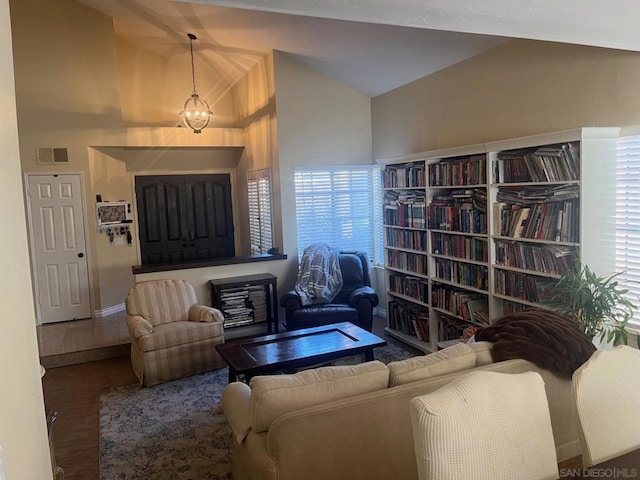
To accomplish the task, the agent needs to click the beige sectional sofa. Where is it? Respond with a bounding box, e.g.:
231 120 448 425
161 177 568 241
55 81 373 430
221 342 579 480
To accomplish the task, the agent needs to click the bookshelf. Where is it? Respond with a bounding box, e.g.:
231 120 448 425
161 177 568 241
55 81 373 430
382 157 431 351
209 273 278 340
486 128 618 319
378 128 620 353
427 149 490 345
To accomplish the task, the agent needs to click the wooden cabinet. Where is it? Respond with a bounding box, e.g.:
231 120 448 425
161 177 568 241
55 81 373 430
210 273 278 339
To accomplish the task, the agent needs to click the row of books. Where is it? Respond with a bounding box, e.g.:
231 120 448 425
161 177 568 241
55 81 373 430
496 183 579 205
494 199 579 242
428 188 488 234
384 190 426 228
493 142 580 183
438 313 480 341
385 228 427 251
386 250 428 275
249 287 267 323
428 155 487 187
494 240 578 275
219 285 267 327
387 299 430 342
388 273 429 303
431 188 488 207
434 259 488 290
428 205 488 234
494 270 555 304
501 300 535 315
383 162 426 189
431 232 489 262
431 287 489 326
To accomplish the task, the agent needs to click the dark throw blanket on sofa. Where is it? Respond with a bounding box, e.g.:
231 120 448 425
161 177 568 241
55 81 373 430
294 243 343 306
475 309 596 378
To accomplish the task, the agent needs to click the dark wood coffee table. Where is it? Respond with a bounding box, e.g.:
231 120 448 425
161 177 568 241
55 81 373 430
215 322 387 383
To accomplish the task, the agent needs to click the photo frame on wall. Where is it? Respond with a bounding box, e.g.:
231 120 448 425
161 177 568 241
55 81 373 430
96 201 130 226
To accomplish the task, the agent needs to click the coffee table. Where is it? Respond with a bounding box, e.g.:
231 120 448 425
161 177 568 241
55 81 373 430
215 322 387 383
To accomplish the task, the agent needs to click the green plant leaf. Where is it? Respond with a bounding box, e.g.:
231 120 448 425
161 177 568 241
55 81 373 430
543 259 638 344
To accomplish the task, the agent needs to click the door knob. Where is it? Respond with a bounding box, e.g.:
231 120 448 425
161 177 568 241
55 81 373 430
77 252 84 258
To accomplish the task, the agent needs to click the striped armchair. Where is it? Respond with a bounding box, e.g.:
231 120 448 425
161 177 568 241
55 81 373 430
125 279 226 386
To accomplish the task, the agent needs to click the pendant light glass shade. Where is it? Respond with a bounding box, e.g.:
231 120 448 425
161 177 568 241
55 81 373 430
182 92 211 133
180 33 212 134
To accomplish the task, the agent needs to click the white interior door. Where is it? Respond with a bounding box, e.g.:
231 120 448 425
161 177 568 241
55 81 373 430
27 174 91 323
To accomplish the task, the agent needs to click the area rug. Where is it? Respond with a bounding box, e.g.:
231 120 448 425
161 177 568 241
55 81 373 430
99 344 414 480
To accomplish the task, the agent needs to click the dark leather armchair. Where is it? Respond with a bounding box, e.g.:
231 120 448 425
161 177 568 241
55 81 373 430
281 251 379 332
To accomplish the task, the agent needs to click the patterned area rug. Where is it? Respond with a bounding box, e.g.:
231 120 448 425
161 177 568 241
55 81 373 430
99 344 414 480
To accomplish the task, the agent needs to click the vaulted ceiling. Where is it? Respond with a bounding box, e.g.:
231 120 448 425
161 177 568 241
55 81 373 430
76 0 640 97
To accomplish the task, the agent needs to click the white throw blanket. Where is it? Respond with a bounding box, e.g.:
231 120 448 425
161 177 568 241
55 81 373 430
295 243 343 306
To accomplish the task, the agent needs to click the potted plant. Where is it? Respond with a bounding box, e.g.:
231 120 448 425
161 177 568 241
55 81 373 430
544 260 637 345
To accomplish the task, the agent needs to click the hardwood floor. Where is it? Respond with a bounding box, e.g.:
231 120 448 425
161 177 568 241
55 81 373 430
42 356 137 480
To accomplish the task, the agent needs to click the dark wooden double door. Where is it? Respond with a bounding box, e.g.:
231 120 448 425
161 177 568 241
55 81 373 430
136 174 235 265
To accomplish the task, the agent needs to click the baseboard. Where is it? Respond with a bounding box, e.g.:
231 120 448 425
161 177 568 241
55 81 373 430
556 439 582 463
375 306 387 318
95 303 125 318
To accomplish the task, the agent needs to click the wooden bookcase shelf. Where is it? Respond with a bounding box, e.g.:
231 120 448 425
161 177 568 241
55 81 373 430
378 128 620 353
209 273 278 339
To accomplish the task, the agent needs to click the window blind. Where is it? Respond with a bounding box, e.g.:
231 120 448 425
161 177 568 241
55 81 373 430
616 136 640 326
294 166 382 265
248 168 273 254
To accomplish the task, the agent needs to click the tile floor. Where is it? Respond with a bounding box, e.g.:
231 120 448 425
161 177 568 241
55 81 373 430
37 311 130 358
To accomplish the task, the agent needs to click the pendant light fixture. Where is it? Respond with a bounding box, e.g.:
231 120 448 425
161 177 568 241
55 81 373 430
180 33 212 134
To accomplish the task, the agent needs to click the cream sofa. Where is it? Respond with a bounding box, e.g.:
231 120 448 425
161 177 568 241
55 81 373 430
221 342 579 480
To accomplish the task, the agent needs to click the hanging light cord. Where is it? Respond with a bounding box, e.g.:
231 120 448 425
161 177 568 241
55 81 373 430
181 32 211 133
189 33 197 93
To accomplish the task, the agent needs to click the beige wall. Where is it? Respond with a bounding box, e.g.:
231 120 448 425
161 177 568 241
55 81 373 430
372 39 640 158
10 0 122 133
273 50 374 291
135 260 289 307
115 36 238 128
10 0 249 313
231 52 281 255
11 0 127 313
0 0 52 477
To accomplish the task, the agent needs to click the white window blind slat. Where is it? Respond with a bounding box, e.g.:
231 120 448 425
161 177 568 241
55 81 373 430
247 168 274 254
616 136 640 326
294 166 383 265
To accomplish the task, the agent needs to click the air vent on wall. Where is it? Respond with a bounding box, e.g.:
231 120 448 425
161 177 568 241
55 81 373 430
37 147 69 164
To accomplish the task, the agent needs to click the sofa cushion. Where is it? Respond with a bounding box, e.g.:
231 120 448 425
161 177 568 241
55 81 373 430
290 305 358 325
387 343 476 387
249 360 389 433
470 341 494 366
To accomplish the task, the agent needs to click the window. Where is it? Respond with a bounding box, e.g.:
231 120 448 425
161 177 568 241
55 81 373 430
616 135 640 326
294 165 383 265
248 168 273 254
